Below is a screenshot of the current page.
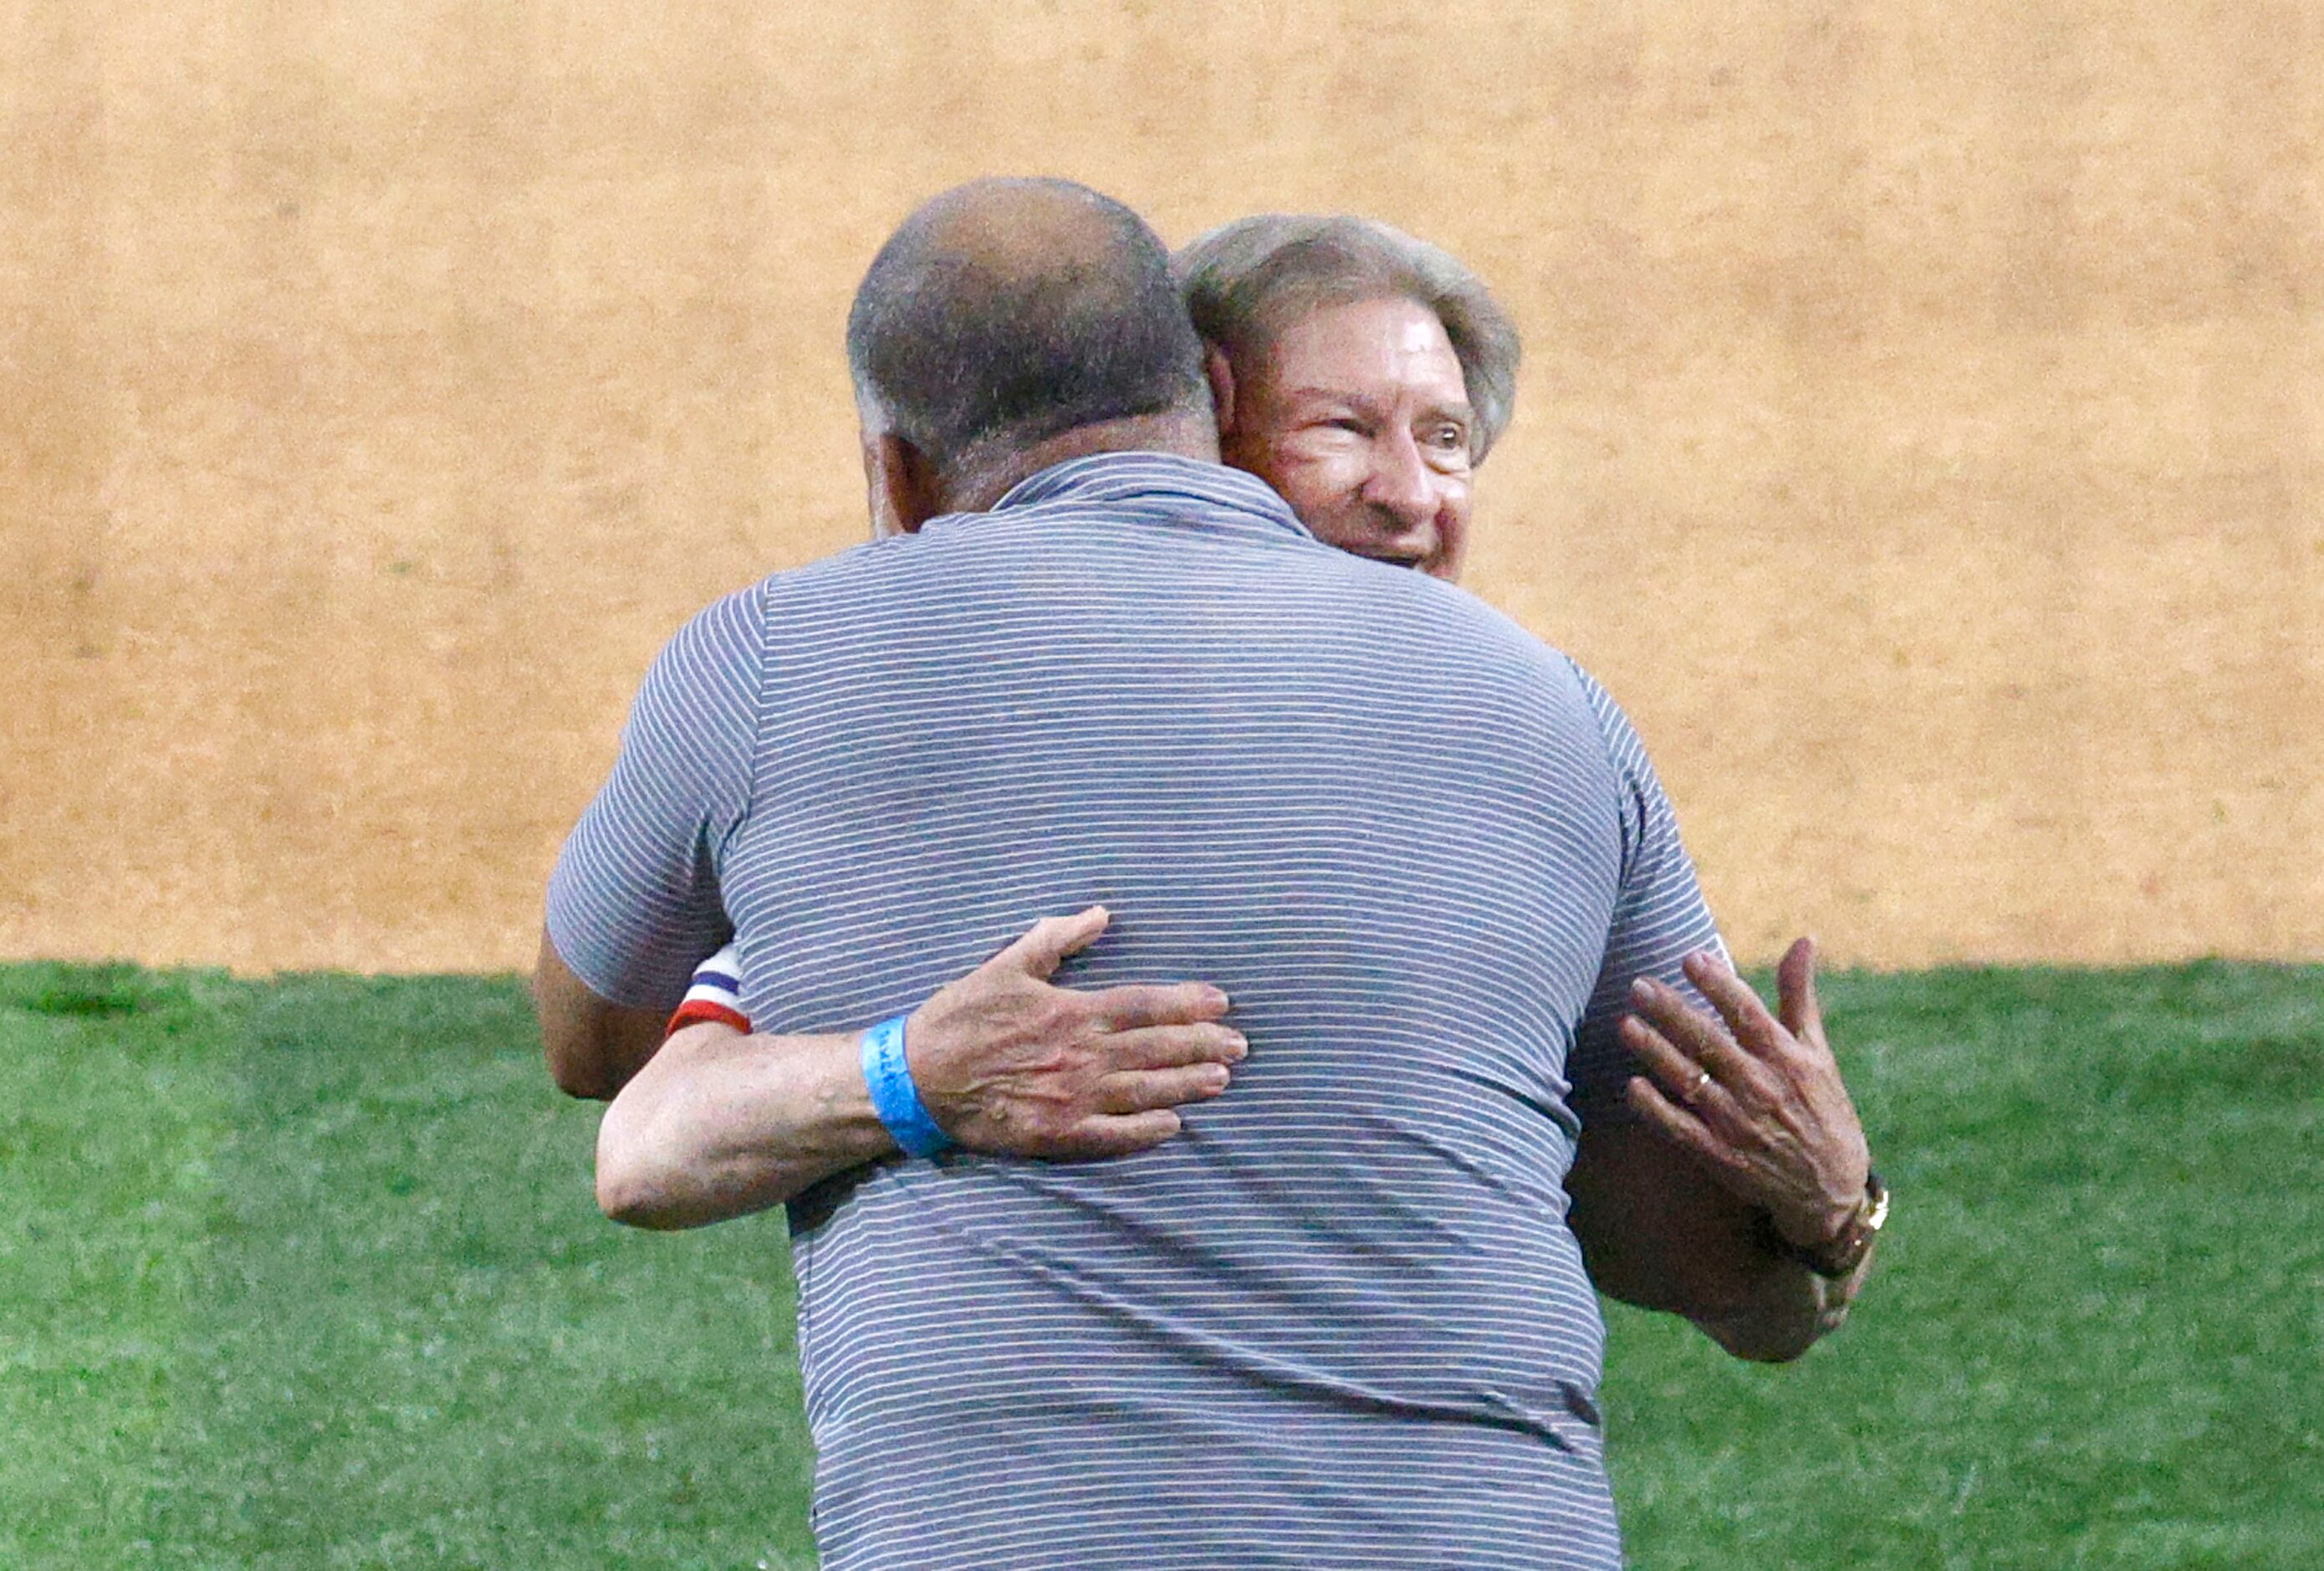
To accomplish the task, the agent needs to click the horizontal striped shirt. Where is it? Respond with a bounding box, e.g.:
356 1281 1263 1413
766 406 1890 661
548 453 1725 1569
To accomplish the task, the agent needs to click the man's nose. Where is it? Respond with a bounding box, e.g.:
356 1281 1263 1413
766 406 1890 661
1361 432 1440 532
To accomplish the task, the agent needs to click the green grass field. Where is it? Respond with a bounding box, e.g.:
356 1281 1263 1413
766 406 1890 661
3 960 2317 1568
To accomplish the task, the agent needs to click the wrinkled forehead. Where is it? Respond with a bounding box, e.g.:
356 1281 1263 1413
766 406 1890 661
1243 294 1471 409
1239 279 1436 350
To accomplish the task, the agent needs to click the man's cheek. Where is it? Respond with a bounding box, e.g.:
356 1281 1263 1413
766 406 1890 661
1270 466 1358 535
1302 516 1370 555
1428 509 1470 581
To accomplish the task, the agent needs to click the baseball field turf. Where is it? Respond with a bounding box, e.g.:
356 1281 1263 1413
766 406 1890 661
4 959 2316 1568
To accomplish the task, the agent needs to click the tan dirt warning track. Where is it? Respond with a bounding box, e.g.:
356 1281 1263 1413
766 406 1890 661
4 3 2319 973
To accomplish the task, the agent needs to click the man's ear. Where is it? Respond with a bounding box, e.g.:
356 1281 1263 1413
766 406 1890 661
1203 344 1238 440
862 430 942 539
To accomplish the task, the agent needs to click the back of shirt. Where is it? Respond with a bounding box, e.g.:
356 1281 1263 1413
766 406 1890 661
549 455 1723 1571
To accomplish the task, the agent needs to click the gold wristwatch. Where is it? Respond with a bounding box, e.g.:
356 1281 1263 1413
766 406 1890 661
1781 1169 1889 1279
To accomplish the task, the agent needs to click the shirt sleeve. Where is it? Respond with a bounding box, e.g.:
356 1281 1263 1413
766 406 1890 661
544 585 764 1011
1565 658 1730 1121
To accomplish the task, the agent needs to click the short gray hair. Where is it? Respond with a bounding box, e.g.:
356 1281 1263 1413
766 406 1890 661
1172 215 1521 461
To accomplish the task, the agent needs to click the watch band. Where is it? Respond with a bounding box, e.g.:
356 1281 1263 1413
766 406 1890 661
1777 1169 1889 1279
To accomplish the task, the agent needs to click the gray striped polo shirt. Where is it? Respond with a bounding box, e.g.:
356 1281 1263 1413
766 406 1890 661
549 453 1726 1570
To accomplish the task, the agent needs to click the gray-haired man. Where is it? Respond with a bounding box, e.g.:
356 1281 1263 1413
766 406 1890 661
1177 212 1519 582
548 172 1764 1568
1173 213 1883 1348
542 207 1882 1360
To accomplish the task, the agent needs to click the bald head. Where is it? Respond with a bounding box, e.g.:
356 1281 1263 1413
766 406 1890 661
845 179 1212 508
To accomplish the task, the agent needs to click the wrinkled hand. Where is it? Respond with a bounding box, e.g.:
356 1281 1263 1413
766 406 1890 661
1620 939 1871 1252
907 906 1244 1160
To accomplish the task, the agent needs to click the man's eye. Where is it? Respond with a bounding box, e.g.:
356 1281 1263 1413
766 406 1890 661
1427 425 1468 449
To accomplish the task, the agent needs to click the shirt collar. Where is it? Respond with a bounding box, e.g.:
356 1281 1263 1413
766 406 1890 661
988 452 1312 540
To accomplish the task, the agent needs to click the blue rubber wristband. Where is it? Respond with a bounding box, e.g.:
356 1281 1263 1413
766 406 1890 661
861 1015 952 1158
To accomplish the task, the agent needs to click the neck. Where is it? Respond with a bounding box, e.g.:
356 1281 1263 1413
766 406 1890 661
937 412 1220 513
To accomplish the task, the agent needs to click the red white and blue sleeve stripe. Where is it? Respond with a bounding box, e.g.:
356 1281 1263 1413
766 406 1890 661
665 942 753 1036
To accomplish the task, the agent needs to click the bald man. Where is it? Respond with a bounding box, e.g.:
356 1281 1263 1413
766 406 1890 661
542 178 1872 1570
547 212 1880 1357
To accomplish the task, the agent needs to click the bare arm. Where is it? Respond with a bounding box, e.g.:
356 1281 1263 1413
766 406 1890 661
595 1021 891 1227
593 907 1247 1230
534 929 671 1100
1567 1121 1871 1362
1566 939 1879 1362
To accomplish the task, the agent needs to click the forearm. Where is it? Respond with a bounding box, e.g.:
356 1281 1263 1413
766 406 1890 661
1581 1200 1861 1362
1683 1234 1874 1364
1568 1118 1871 1361
590 905 1246 1226
595 1023 898 1228
1581 1185 1877 1361
1596 940 1882 1359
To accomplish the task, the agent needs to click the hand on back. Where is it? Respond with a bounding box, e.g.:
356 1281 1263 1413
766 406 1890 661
906 906 1245 1159
1618 939 1872 1251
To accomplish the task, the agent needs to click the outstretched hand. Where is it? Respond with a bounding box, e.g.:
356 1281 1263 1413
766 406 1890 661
907 905 1246 1160
1619 939 1871 1253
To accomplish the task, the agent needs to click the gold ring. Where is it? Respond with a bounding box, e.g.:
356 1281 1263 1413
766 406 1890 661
1691 1067 1712 1099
